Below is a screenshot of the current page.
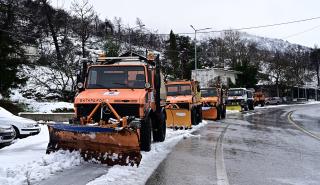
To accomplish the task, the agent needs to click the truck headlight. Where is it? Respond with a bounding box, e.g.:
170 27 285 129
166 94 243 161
77 82 84 89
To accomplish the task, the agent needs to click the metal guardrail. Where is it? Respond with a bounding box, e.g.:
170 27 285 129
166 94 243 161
18 112 74 122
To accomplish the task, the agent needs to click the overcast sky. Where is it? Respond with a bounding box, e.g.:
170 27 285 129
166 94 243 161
55 0 320 47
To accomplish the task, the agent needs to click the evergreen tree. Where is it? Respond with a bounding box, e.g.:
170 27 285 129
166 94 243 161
177 35 193 79
104 39 120 57
0 0 28 97
164 30 179 79
234 63 258 88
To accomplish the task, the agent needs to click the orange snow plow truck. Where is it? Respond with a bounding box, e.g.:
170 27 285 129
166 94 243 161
46 53 166 166
165 80 202 129
200 87 226 120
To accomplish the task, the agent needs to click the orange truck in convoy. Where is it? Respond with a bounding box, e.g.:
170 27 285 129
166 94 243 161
254 91 265 107
46 53 166 166
201 87 226 120
165 80 202 129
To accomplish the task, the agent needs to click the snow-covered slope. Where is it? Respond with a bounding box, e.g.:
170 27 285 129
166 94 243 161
240 32 310 52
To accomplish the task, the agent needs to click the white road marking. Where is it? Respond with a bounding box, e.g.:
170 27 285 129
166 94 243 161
215 124 230 185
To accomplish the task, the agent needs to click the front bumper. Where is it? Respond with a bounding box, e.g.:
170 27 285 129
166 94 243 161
20 126 41 136
226 99 245 106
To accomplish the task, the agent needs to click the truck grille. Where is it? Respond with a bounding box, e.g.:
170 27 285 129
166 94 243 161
76 104 140 122
227 99 243 105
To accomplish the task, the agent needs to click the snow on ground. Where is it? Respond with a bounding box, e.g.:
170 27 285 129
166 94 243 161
0 121 208 185
87 121 208 185
226 110 241 114
0 125 82 185
10 89 73 113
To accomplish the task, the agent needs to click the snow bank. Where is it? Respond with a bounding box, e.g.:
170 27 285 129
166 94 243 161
87 121 208 185
0 121 209 185
10 89 73 113
0 125 83 185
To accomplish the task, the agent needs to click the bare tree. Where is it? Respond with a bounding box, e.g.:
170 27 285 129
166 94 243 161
40 0 63 64
310 46 320 86
267 51 289 96
71 0 95 58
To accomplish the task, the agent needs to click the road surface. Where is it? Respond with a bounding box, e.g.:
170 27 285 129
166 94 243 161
147 104 320 185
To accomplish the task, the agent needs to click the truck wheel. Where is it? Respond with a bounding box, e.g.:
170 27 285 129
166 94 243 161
191 109 198 125
249 103 254 110
216 106 221 120
261 102 265 107
244 105 249 111
197 106 202 124
141 116 152 151
221 105 226 119
153 113 166 142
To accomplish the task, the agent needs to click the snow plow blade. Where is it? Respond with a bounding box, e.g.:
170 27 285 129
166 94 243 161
226 105 241 111
46 123 141 166
202 107 217 120
165 107 191 128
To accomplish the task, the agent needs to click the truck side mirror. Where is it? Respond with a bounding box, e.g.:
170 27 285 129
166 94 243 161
145 82 152 91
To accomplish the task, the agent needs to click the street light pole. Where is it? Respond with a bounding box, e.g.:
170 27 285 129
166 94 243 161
128 25 145 56
190 25 212 70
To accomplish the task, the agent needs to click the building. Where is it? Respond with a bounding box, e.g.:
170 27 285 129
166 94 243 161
191 68 241 88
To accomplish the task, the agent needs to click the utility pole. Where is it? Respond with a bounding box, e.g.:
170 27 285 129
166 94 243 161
190 25 212 70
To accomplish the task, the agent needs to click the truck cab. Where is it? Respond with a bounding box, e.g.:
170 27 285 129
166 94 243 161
200 87 226 120
226 88 254 111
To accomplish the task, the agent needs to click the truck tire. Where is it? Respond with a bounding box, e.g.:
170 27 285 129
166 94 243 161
261 101 265 107
153 113 166 142
216 106 221 120
197 106 202 124
221 105 226 119
191 108 198 125
244 105 249 111
249 103 254 110
141 116 152 151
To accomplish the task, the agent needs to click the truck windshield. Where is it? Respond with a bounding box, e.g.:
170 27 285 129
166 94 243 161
228 89 244 96
201 89 218 97
166 84 191 96
87 66 146 89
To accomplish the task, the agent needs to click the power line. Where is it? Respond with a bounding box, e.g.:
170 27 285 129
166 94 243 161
282 24 320 39
171 16 320 35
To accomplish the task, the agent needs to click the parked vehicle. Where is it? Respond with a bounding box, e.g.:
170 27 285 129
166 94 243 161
165 80 202 128
0 107 41 139
265 97 282 105
226 88 254 111
254 91 265 107
200 87 226 120
0 125 15 146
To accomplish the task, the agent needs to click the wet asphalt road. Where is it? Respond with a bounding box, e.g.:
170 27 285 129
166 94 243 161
146 104 320 185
